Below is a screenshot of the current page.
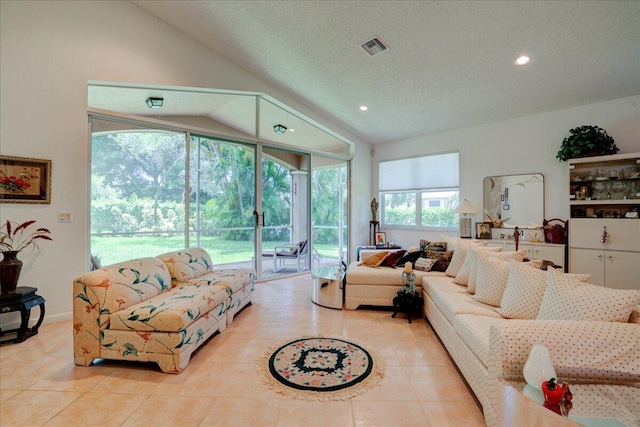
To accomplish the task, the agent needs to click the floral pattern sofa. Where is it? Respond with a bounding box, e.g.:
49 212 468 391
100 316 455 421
73 248 255 373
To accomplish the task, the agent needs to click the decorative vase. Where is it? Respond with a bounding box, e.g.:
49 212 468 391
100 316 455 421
0 251 23 294
523 344 556 390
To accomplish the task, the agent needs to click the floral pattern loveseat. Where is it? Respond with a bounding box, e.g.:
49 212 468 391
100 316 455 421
73 248 255 373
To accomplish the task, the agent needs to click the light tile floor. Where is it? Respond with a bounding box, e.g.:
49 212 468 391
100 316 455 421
0 275 484 426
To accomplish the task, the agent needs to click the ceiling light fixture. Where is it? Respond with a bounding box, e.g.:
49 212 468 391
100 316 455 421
515 55 531 66
359 105 368 111
273 124 287 134
145 97 164 108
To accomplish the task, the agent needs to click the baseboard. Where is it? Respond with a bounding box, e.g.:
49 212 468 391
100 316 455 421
0 311 71 331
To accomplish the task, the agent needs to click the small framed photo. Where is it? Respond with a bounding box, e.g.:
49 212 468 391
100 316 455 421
0 155 52 204
476 222 492 239
375 232 386 246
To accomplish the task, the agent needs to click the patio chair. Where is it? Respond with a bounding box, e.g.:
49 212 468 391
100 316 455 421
262 239 309 272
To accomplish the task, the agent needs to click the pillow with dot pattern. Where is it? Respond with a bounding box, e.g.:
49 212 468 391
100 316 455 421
467 250 526 294
537 268 640 322
445 239 488 277
498 261 590 319
472 255 511 306
452 245 501 286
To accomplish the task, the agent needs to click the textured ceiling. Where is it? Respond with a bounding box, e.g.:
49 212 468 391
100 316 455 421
131 1 640 144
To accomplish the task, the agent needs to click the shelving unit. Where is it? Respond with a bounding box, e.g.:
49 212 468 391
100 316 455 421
568 152 640 219
567 152 640 289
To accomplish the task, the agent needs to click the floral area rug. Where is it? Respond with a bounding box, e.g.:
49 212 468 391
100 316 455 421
256 335 385 401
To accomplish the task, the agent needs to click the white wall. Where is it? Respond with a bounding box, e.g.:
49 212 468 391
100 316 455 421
373 96 640 248
0 1 370 325
2 1 637 324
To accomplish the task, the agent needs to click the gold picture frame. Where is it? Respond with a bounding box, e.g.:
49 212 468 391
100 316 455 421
0 155 52 204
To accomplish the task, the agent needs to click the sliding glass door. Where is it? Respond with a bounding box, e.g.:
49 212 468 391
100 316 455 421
259 147 310 278
90 116 319 280
90 119 188 265
189 135 257 269
312 156 349 268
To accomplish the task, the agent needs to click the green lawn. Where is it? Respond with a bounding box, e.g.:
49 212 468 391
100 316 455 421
91 235 341 266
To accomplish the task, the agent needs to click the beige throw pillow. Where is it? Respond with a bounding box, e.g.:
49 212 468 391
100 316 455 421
445 239 489 277
472 256 511 306
440 235 458 252
467 250 526 294
537 268 640 322
453 245 502 286
498 261 591 319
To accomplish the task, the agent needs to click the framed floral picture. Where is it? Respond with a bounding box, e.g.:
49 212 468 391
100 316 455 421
0 155 52 204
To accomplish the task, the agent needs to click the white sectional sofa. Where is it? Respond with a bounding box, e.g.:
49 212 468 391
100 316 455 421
73 248 255 373
421 240 640 426
345 238 640 426
345 245 452 310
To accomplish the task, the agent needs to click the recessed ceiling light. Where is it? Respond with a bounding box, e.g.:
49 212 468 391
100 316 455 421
359 105 368 111
515 56 531 66
289 129 295 132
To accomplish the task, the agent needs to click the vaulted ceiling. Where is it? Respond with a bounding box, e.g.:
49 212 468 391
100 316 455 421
131 1 640 144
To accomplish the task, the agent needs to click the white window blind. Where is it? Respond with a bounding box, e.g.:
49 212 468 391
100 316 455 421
379 152 459 191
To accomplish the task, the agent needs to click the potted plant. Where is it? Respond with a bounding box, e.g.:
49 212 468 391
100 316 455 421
556 125 619 161
0 220 52 294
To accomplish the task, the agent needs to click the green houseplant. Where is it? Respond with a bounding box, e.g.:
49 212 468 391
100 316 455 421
556 125 619 161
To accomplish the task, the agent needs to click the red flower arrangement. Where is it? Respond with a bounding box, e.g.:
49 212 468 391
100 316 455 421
0 171 32 193
0 220 53 253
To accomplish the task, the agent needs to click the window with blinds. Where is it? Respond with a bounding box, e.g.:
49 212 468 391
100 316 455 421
378 152 459 229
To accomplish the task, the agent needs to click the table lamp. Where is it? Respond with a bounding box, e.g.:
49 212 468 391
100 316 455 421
455 199 478 238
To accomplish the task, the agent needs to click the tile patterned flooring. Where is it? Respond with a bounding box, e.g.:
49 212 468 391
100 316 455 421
0 275 484 426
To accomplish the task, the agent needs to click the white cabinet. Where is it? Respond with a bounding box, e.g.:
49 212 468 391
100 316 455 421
487 240 565 268
570 248 640 289
505 242 565 267
569 219 640 289
567 152 640 290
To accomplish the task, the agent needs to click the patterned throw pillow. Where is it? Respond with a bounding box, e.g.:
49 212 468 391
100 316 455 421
358 251 389 268
453 245 502 286
467 250 526 293
445 239 489 277
420 239 447 254
472 256 511 306
537 268 640 322
415 257 436 271
380 250 407 267
497 261 591 319
426 250 454 272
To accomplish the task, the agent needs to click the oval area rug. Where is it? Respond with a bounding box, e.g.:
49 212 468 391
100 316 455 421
256 335 385 401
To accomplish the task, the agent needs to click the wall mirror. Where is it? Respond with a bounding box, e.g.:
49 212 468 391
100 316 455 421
483 173 544 228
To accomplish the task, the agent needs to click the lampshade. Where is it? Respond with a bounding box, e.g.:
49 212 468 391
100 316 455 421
145 97 164 109
455 199 479 215
273 124 287 134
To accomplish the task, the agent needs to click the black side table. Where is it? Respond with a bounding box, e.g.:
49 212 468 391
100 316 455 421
391 290 423 323
0 286 46 344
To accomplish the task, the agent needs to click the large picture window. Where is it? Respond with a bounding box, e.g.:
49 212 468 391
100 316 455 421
379 152 459 229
